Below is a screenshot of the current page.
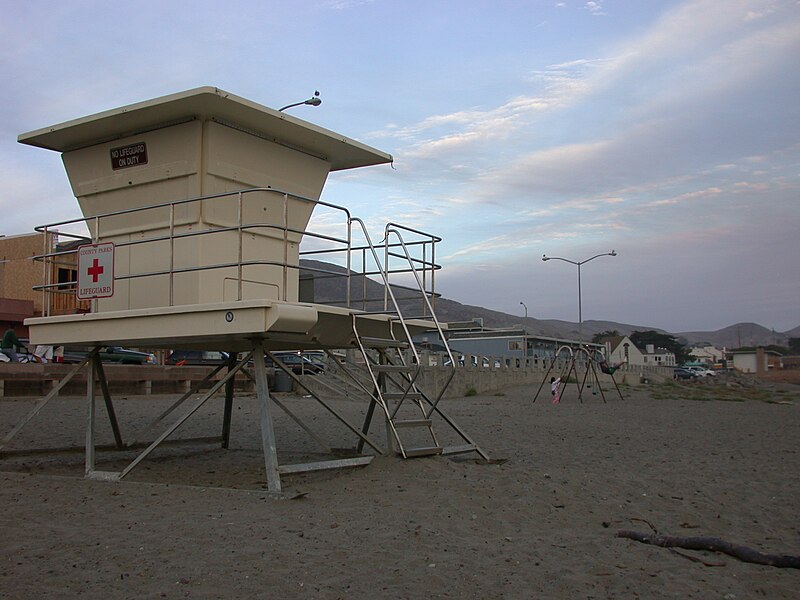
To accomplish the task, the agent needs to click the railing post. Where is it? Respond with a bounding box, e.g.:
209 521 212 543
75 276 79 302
41 227 50 317
421 241 428 316
346 218 352 308
169 203 175 306
282 193 289 301
237 191 244 301
383 233 389 312
92 215 100 314
430 238 436 311
361 248 367 311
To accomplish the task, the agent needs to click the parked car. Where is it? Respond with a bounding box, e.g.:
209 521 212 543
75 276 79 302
54 345 156 365
686 365 716 377
268 351 325 375
166 350 231 365
673 367 696 380
302 351 327 368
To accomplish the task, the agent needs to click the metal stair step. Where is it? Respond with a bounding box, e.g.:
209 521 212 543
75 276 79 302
440 444 478 456
393 418 433 428
359 337 409 349
403 446 443 458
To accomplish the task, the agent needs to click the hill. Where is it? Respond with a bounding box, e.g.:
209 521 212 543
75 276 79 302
675 323 791 349
301 260 797 349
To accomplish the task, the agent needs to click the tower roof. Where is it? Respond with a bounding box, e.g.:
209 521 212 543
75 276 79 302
18 86 392 172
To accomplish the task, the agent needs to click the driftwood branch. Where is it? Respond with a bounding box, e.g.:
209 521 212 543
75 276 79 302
617 530 800 569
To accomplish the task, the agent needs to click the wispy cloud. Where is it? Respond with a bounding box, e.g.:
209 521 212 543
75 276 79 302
323 0 375 10
585 2 605 16
646 187 723 207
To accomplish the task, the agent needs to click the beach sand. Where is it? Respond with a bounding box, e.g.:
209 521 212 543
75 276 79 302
1 381 799 599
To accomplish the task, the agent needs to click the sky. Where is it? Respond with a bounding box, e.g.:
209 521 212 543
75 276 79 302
1 0 798 333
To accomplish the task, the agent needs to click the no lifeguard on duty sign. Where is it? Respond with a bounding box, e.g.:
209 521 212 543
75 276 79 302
77 242 115 300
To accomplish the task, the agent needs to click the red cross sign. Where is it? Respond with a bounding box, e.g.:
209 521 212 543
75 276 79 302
87 258 104 282
77 242 115 300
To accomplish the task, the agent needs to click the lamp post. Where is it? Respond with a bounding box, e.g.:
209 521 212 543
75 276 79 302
520 301 528 318
279 90 322 112
542 250 617 341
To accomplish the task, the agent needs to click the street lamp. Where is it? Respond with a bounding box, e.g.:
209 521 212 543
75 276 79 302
520 301 528 318
542 250 617 341
279 90 322 112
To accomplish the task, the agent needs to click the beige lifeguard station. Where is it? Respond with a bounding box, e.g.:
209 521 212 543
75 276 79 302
20 86 390 313
5 87 486 493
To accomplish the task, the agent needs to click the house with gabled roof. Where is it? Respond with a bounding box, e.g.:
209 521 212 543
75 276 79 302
600 335 676 367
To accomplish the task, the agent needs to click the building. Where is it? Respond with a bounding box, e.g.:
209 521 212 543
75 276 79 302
418 322 603 366
602 335 676 367
640 343 676 367
690 345 725 364
729 348 780 373
0 232 87 337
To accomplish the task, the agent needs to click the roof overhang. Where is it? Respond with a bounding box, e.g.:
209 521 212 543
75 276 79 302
18 86 392 172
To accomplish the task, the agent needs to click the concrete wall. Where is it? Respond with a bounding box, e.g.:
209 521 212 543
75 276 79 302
416 360 669 398
305 353 672 401
0 363 257 397
732 353 759 373
0 358 674 399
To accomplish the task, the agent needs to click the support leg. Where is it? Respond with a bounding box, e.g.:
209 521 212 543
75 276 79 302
94 357 124 449
357 396 379 454
253 341 282 493
578 357 591 401
221 354 237 449
377 359 395 454
610 373 625 401
86 355 97 476
532 361 555 403
591 362 607 403
562 358 578 403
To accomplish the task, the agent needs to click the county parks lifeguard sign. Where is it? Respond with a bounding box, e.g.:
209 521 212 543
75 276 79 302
77 242 115 300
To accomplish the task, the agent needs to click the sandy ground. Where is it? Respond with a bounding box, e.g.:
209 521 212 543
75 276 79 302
1 380 799 599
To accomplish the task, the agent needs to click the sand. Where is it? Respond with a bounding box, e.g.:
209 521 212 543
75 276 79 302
1 381 799 599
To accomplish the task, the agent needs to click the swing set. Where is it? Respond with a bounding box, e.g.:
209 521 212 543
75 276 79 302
533 344 624 403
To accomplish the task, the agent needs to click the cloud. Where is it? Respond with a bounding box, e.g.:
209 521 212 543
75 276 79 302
384 1 800 178
646 187 723 207
323 0 375 9
585 2 605 16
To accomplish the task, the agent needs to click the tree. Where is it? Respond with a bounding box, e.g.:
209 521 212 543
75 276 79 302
630 330 692 365
591 330 620 343
788 338 800 354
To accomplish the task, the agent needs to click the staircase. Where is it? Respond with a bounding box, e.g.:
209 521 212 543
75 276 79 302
346 221 487 461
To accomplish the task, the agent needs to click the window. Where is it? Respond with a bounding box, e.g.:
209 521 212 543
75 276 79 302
57 268 77 290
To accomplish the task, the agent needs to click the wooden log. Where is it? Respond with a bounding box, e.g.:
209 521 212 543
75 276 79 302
617 530 800 569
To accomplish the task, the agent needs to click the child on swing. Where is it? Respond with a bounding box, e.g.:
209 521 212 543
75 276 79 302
598 357 625 375
550 376 561 404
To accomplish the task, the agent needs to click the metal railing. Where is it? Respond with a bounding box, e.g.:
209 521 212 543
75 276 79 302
33 187 442 317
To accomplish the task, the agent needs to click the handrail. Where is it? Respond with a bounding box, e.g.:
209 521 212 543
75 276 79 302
384 224 455 416
30 186 440 318
348 218 422 365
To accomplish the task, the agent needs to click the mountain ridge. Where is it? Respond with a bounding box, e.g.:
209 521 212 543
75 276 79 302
301 260 797 349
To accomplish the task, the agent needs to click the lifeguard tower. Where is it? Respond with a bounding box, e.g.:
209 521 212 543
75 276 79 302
6 87 486 492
